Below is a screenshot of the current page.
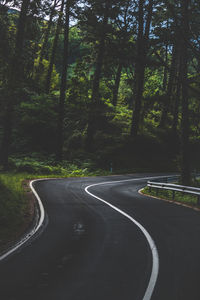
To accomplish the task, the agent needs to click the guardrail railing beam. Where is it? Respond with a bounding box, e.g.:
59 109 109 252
147 175 200 205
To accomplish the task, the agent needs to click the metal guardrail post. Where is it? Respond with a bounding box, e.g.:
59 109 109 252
147 176 200 206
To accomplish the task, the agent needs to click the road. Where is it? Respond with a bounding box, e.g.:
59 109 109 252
1 174 200 300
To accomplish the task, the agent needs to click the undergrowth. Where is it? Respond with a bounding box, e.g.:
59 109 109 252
0 173 29 252
8 156 109 176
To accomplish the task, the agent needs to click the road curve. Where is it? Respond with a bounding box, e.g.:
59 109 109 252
1 174 200 300
85 178 159 300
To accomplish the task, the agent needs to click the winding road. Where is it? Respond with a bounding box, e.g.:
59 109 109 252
1 174 200 300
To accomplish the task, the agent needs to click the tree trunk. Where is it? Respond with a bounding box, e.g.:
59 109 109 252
112 63 122 106
131 0 153 138
35 0 57 82
0 0 30 169
56 0 70 161
172 55 181 133
86 2 110 151
45 0 64 94
180 0 190 185
163 44 168 91
162 20 169 91
40 0 57 63
159 43 178 128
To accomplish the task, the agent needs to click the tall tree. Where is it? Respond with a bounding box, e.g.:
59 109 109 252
112 63 122 106
172 53 181 133
39 0 58 63
0 0 31 168
180 0 190 185
35 0 58 83
56 0 71 161
110 0 135 106
45 0 64 94
85 0 111 150
159 41 178 127
130 0 153 138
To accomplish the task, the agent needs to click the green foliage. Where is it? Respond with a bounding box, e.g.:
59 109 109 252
111 104 132 134
0 172 29 251
118 72 134 107
1 0 200 176
143 68 163 98
33 57 59 91
8 155 109 177
143 110 161 135
68 26 91 65
9 157 62 174
0 5 15 84
15 92 58 153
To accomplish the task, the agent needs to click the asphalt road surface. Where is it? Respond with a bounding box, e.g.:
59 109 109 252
1 174 200 300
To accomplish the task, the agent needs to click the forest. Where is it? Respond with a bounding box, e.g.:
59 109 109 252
0 0 200 184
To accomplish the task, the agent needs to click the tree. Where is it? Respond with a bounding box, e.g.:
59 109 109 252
159 42 179 127
180 0 190 185
83 0 112 150
35 0 58 84
0 0 31 169
45 0 64 94
130 0 154 138
56 0 71 161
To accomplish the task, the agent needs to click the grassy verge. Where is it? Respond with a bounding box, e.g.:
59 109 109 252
0 173 32 253
141 186 199 207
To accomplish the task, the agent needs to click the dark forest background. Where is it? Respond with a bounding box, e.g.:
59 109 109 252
0 0 200 184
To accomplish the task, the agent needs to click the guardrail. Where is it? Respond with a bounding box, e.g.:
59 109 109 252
151 175 180 183
147 179 200 205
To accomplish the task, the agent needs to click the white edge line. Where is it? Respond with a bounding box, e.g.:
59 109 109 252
84 175 164 300
0 178 46 262
0 173 166 295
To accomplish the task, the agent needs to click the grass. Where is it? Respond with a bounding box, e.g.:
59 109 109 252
0 173 31 252
142 186 199 206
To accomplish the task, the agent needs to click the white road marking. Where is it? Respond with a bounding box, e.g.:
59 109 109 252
85 176 162 300
0 179 45 261
0 174 163 298
30 179 45 232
